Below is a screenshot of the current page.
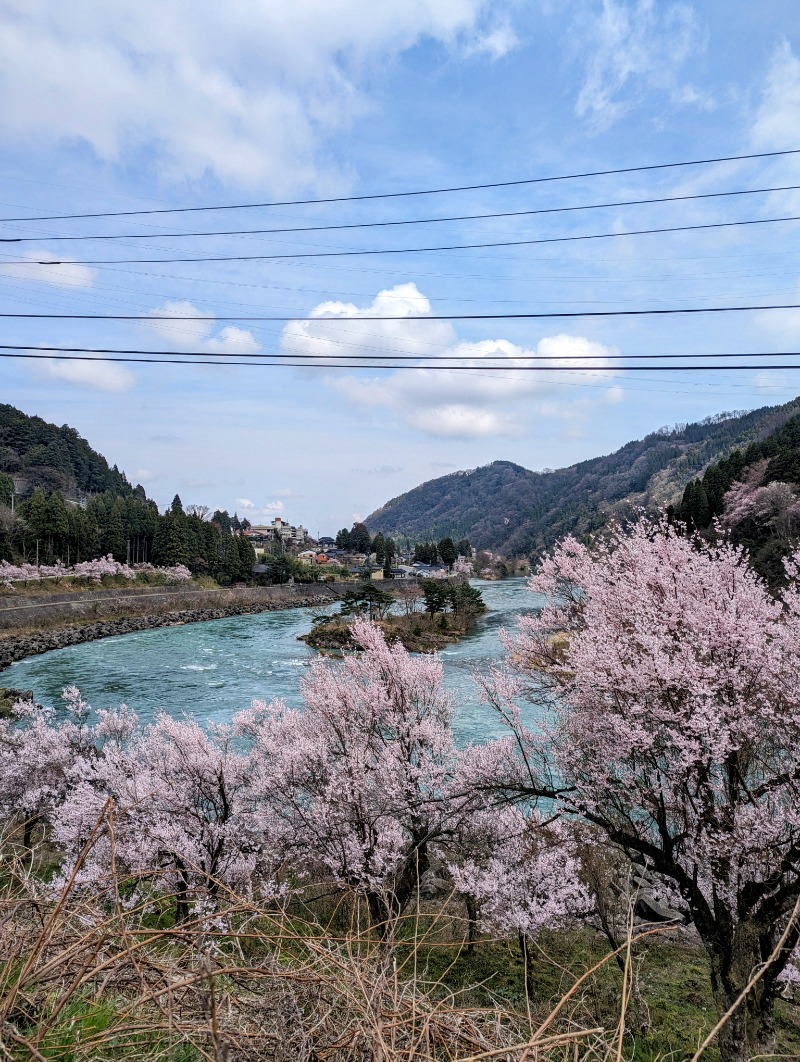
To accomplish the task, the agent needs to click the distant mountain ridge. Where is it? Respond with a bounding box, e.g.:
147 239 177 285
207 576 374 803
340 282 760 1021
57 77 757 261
365 398 800 556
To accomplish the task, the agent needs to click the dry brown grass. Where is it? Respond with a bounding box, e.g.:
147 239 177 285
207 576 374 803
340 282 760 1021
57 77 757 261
1 810 791 1061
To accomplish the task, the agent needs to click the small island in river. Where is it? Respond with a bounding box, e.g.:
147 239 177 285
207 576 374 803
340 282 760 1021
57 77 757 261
299 578 487 653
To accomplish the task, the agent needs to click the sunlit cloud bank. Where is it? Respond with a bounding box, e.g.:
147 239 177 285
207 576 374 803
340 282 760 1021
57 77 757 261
282 284 622 439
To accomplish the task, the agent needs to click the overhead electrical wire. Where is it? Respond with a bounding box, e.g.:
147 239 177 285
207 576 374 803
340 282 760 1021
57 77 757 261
3 184 799 242
2 302 799 321
3 350 800 372
2 342 798 363
15 214 800 265
2 147 798 222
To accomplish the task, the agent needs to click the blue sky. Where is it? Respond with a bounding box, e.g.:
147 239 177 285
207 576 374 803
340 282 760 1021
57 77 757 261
1 0 799 534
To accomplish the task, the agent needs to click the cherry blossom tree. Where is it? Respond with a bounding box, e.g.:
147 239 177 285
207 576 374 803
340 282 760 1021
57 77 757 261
0 556 192 588
52 711 265 920
449 805 589 994
480 518 800 1062
453 556 474 578
241 619 467 936
0 687 96 847
723 477 800 537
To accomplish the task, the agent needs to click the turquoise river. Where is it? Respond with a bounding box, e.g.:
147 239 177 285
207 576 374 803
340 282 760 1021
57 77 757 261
5 579 544 744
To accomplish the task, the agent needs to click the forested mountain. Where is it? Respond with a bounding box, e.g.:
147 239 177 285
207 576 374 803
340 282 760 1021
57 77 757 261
366 398 800 557
0 406 257 582
0 404 133 501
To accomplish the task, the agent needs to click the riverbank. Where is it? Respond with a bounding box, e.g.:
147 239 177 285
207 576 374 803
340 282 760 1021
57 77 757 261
0 582 351 672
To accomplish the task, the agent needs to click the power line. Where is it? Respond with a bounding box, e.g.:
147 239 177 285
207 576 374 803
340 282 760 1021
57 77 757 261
2 302 799 321
19 214 800 265
4 184 799 242
2 148 798 222
2 342 799 362
4 349 800 371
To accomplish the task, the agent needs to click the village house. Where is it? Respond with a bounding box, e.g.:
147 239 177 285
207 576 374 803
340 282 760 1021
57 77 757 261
244 517 310 555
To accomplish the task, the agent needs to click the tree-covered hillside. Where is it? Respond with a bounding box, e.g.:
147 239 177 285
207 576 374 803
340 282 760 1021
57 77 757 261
0 403 133 501
366 398 800 556
0 407 258 582
676 411 800 583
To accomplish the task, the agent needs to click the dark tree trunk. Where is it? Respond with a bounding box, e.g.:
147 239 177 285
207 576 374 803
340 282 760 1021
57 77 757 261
708 920 779 1062
175 856 190 924
22 814 38 850
465 894 478 955
367 891 392 941
518 931 534 1001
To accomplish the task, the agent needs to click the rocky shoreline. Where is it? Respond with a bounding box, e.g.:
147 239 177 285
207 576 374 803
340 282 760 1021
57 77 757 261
0 587 346 672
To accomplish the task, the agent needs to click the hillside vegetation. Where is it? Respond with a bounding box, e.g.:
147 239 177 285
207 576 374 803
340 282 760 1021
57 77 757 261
676 410 800 583
0 403 133 501
366 397 800 556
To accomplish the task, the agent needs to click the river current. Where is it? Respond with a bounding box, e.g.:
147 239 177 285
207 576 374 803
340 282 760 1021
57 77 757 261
6 579 544 745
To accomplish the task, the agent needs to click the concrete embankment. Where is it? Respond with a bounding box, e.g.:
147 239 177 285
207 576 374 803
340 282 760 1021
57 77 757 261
0 582 349 671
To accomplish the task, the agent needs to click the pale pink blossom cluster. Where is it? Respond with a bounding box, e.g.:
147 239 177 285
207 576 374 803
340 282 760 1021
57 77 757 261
72 555 136 582
449 806 590 937
0 620 587 938
237 618 472 927
0 556 193 587
468 517 800 1040
131 561 193 582
453 556 474 577
723 476 800 534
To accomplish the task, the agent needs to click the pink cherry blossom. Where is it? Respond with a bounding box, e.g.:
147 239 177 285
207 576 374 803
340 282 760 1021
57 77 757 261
479 517 800 1059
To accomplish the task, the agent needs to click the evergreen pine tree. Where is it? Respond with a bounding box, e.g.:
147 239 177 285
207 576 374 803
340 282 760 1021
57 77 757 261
237 533 257 582
438 537 457 569
102 498 128 560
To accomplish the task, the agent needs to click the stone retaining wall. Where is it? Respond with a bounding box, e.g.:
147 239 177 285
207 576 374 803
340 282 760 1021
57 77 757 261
0 582 350 630
0 583 350 671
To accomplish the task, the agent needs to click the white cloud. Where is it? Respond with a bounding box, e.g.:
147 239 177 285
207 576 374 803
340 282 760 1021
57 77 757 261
0 250 93 288
272 488 296 497
207 327 261 356
235 497 255 509
753 40 800 151
574 0 703 130
754 371 791 395
605 385 625 403
751 42 800 215
756 280 800 342
463 18 518 60
302 283 621 438
282 283 455 363
0 1 500 186
34 355 135 393
146 301 261 357
147 301 215 345
134 468 158 483
407 406 515 438
352 465 404 475
262 501 285 514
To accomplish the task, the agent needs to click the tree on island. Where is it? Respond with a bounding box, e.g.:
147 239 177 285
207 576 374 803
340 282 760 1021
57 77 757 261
476 518 800 1062
339 582 394 621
